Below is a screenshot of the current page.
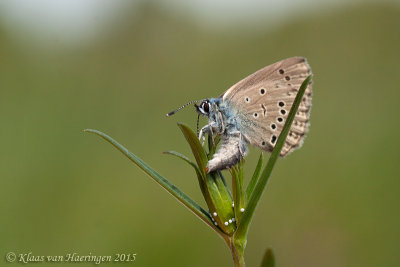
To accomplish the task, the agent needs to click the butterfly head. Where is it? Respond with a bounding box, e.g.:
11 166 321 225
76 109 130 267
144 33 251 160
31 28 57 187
195 100 211 117
195 98 222 118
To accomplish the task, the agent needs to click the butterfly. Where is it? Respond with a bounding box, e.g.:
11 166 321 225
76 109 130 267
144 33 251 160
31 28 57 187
167 57 313 173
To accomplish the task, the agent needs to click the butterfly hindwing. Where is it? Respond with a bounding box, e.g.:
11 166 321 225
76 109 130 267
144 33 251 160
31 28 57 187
222 57 312 156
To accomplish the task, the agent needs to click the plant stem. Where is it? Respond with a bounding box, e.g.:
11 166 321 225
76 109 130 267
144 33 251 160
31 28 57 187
226 237 246 267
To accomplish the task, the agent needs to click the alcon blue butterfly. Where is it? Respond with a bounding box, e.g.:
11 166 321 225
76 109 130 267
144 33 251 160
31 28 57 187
167 57 313 173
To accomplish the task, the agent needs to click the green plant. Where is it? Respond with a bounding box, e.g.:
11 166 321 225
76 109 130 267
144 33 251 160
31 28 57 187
85 76 312 266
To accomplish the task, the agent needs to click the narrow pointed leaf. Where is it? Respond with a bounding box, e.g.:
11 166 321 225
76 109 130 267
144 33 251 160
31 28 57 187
230 167 238 208
176 124 234 234
238 161 245 214
246 153 264 200
163 150 208 203
231 161 245 222
217 171 232 198
208 134 232 198
261 248 275 267
235 75 312 239
206 172 236 234
84 129 217 231
163 150 201 175
207 133 233 199
207 134 220 158
177 123 208 177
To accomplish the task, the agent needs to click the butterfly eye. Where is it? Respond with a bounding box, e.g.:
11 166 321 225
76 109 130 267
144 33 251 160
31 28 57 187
203 102 210 113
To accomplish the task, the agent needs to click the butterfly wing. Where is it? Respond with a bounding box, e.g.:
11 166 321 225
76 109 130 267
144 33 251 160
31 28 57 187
222 57 312 156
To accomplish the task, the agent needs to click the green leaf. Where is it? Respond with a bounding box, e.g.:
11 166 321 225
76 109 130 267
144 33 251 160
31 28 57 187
177 123 208 177
84 129 217 231
235 75 312 240
261 248 275 267
176 123 235 234
246 153 264 200
163 150 209 206
206 172 236 234
163 150 201 175
218 170 232 196
231 161 246 222
208 134 232 199
207 134 221 158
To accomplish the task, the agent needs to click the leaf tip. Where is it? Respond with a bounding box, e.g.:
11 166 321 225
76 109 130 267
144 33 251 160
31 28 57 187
261 248 275 267
83 129 95 133
305 74 313 83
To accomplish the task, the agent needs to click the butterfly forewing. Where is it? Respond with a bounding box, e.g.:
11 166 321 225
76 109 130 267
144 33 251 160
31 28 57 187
222 57 312 156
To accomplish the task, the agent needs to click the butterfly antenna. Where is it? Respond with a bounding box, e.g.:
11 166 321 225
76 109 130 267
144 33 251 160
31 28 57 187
196 114 200 137
166 100 202 117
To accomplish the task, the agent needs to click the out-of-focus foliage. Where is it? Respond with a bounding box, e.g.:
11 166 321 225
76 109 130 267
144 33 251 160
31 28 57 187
0 2 399 267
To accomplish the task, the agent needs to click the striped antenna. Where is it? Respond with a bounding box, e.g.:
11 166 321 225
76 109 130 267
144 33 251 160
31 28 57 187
196 114 200 137
166 100 202 117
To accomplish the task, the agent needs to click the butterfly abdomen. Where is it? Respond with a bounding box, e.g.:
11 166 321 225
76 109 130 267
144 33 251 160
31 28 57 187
206 133 247 173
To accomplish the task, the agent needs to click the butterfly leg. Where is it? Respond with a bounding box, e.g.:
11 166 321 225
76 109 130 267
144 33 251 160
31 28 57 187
238 132 245 158
217 111 225 134
199 122 218 146
208 124 215 146
198 126 207 145
229 130 245 158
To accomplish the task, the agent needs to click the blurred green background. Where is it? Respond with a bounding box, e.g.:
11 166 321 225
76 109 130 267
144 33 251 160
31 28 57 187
0 1 399 266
